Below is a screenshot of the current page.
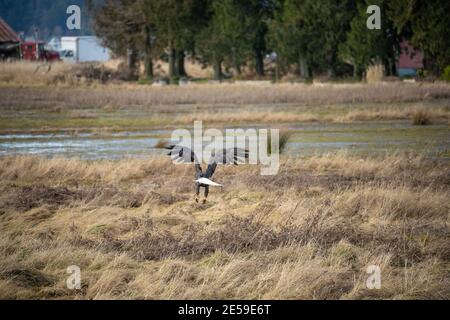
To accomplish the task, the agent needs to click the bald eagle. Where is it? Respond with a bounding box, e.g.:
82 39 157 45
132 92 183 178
166 145 249 203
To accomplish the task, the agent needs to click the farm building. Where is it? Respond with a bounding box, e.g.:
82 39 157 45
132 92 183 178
0 17 20 60
60 36 110 63
397 40 424 77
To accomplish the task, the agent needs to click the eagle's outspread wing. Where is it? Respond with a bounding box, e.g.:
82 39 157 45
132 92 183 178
205 148 249 178
166 145 202 175
166 145 248 180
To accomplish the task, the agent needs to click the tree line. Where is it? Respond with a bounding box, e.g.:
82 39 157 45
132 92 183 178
87 0 450 81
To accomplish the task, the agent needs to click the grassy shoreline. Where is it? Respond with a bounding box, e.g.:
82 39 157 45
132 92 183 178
1 83 449 135
0 98 448 134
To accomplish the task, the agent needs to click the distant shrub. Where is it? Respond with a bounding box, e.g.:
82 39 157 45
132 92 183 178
442 66 450 82
333 62 354 78
117 62 138 81
412 109 432 126
137 78 153 85
154 139 168 149
170 75 180 85
417 69 426 78
267 130 291 154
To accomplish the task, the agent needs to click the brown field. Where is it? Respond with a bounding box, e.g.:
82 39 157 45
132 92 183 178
0 62 449 300
0 154 448 299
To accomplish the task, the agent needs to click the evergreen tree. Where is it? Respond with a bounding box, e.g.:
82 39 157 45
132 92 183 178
268 0 355 79
240 0 275 77
196 0 252 79
145 0 208 80
91 0 146 77
339 0 399 79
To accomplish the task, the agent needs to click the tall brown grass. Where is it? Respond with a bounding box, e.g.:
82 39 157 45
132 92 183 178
366 64 385 83
0 153 448 299
1 74 450 108
332 106 448 123
0 62 72 86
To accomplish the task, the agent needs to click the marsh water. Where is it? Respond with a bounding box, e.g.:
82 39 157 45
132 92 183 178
1 122 448 159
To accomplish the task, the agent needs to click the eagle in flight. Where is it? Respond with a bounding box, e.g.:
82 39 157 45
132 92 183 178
166 145 249 203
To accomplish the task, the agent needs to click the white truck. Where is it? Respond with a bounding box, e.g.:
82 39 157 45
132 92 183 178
60 36 110 63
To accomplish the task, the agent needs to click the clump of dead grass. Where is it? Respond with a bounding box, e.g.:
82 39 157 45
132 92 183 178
366 64 385 83
412 109 432 125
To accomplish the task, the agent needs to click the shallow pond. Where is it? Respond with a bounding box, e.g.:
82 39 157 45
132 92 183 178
0 122 448 159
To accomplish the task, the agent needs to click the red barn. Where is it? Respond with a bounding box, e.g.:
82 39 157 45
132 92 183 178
0 17 20 60
397 40 424 77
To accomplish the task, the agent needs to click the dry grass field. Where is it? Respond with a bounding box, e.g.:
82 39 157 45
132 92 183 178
0 154 448 299
0 62 449 300
2 80 450 107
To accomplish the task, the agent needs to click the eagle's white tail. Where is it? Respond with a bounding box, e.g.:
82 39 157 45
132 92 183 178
195 178 222 187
